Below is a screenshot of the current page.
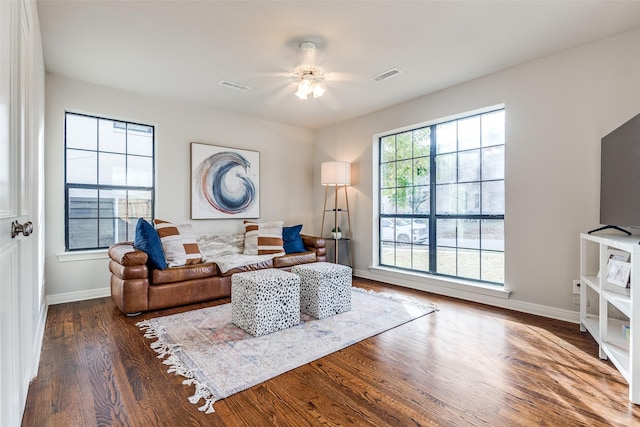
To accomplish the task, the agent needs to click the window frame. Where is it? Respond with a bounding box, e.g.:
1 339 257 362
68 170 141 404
64 112 156 251
378 108 505 285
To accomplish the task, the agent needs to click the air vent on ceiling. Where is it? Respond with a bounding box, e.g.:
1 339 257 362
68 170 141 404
373 68 402 82
218 80 250 92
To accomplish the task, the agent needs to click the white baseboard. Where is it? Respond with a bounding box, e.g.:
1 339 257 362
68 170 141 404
31 301 48 380
46 287 111 305
354 268 579 324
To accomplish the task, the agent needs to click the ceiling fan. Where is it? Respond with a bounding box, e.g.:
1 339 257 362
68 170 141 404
291 41 326 100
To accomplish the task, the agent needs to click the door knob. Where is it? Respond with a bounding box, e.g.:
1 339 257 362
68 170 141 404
11 221 33 238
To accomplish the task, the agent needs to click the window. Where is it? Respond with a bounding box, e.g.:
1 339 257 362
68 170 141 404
379 109 504 284
64 112 155 250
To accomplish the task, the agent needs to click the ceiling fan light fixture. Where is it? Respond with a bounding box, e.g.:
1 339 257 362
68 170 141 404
294 69 324 100
292 43 327 100
312 83 325 98
295 88 308 100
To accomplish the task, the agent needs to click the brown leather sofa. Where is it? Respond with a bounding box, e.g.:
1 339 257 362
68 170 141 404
108 234 326 315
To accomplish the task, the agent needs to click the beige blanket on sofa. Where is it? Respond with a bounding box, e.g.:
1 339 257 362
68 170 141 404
197 233 276 274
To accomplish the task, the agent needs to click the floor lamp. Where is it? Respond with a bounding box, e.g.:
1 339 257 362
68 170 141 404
320 161 352 266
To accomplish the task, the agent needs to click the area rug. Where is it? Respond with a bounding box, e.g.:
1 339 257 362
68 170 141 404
137 288 436 413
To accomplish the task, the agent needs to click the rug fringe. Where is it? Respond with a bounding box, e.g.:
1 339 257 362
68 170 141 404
187 382 217 414
137 319 217 413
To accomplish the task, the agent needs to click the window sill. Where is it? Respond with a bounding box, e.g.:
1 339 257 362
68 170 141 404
57 250 109 263
367 266 511 299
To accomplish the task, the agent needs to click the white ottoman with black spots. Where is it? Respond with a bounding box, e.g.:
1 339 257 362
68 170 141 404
291 262 352 319
231 269 300 337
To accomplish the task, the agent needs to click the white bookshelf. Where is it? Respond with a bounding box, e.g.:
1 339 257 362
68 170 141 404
580 233 639 403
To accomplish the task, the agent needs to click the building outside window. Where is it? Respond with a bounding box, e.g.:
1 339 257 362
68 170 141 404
64 112 155 251
379 108 505 284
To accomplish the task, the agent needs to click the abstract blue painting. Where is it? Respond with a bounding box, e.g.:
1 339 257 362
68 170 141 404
191 142 260 219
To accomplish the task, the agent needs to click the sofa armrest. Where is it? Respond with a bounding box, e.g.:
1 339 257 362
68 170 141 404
108 241 150 314
108 242 148 266
301 234 326 258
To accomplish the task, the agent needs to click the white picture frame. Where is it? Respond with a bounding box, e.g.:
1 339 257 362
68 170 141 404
607 258 631 288
597 248 630 278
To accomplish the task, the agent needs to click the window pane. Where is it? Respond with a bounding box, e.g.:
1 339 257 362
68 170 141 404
413 127 430 157
482 146 504 180
98 218 116 247
482 180 504 214
66 114 97 150
128 155 153 187
436 153 456 184
413 186 430 214
481 219 504 251
66 149 97 184
99 119 126 153
381 189 396 214
458 249 480 280
380 162 395 188
380 218 395 242
396 132 413 160
128 190 153 219
482 110 505 147
413 157 430 185
125 219 137 241
413 244 429 272
100 189 128 221
436 122 456 154
68 189 98 218
380 241 395 265
436 183 457 214
127 125 153 156
458 183 481 214
396 243 412 268
437 246 456 276
458 116 480 151
397 159 413 187
381 136 396 162
458 150 480 182
482 251 504 283
68 218 98 249
437 219 456 248
397 188 412 214
458 219 480 249
98 153 126 185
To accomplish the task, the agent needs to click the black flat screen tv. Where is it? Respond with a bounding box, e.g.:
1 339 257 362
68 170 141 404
596 113 640 234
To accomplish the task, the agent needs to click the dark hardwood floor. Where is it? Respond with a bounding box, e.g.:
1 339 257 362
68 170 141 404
22 278 639 426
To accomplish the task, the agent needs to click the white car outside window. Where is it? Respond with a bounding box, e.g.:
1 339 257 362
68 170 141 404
381 218 428 243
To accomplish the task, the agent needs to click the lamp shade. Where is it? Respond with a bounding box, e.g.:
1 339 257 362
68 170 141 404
321 161 351 186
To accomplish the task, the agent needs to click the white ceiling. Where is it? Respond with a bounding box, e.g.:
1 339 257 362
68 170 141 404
37 0 640 130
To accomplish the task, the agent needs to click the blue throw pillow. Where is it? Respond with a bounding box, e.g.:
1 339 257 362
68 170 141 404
134 218 168 270
282 224 306 254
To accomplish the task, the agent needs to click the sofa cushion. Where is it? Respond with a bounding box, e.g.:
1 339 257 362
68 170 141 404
282 224 306 254
151 262 220 285
273 251 316 268
243 220 285 256
153 219 204 267
220 258 275 276
133 218 168 270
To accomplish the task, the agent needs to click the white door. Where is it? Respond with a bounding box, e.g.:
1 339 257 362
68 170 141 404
0 1 44 425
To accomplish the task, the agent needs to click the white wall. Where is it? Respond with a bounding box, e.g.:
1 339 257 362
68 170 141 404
314 29 640 318
44 74 314 298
